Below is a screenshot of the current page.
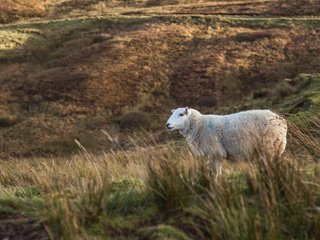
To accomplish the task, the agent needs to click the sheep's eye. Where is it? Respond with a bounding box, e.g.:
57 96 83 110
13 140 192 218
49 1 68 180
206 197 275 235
179 113 184 117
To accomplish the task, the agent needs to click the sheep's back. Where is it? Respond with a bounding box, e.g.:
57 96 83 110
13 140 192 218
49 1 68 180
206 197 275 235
219 110 287 161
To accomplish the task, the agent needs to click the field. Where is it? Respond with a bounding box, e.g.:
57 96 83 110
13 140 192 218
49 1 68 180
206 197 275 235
0 121 319 239
0 0 320 239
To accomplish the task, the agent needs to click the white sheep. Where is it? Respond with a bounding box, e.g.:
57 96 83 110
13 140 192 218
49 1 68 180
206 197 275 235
166 107 287 177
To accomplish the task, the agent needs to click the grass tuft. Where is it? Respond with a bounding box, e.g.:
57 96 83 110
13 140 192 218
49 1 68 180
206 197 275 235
0 117 319 238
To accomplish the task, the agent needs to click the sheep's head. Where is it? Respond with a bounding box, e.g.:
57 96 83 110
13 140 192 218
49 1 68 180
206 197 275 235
166 107 190 131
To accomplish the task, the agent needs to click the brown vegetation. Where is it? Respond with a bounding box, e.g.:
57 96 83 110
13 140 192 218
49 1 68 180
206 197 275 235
0 15 320 156
1 0 320 24
0 0 319 238
0 0 44 23
0 117 318 238
120 111 150 129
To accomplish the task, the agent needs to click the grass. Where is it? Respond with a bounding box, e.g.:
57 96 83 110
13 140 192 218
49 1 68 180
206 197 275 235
2 0 319 24
0 12 320 156
1 17 319 142
0 0 44 24
0 117 319 239
51 0 320 18
273 74 320 121
0 0 320 238
234 73 320 128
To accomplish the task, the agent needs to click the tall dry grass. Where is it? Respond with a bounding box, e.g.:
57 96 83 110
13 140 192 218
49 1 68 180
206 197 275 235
0 117 318 239
0 0 44 23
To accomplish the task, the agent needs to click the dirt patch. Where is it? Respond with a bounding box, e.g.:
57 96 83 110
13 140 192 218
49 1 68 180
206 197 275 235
0 213 48 240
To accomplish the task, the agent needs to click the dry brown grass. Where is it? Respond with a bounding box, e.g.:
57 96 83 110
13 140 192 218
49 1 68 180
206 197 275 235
0 150 145 195
288 116 320 159
0 116 318 195
0 0 44 23
2 0 319 23
275 0 320 16
111 0 320 16
0 117 319 238
0 1 319 237
0 15 320 156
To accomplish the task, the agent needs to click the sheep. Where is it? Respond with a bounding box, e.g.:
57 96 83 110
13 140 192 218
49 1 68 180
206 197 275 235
166 107 287 177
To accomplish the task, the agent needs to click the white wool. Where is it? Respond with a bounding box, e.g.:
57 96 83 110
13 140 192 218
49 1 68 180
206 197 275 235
166 108 287 176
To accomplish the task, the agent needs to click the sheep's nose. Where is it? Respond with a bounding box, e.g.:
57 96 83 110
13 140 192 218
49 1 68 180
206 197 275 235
166 123 170 128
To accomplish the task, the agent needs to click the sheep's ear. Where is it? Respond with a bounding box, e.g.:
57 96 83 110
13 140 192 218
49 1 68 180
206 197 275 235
184 107 189 115
171 109 175 113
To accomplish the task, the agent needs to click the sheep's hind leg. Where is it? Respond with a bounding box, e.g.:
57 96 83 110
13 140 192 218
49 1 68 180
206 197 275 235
206 158 222 180
206 158 213 177
215 159 222 180
207 158 222 179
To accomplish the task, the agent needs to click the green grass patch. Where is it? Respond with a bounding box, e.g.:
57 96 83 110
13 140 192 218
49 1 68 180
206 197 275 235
164 15 320 29
0 28 51 62
0 195 45 217
273 74 320 120
241 73 320 127
0 148 319 239
138 224 192 240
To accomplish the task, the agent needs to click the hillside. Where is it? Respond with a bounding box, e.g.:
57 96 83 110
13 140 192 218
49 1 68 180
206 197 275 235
0 0 319 157
1 13 320 156
0 1 320 239
2 0 320 23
